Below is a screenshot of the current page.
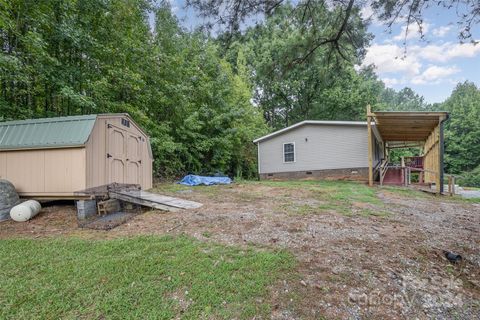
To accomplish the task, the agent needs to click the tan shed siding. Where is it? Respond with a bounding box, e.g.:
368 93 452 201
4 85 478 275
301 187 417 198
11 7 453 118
44 148 86 192
85 118 107 188
0 152 6 178
0 150 45 192
0 148 86 195
86 115 152 190
258 124 369 174
143 137 153 189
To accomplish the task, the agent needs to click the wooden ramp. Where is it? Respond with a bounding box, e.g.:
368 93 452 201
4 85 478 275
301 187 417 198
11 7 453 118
109 190 202 212
383 167 404 185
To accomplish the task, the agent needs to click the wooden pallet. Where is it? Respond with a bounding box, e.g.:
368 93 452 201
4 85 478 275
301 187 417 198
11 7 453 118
97 199 121 215
109 190 202 212
75 183 141 199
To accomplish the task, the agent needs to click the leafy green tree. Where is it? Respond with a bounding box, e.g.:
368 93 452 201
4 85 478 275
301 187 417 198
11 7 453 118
0 1 266 179
220 4 381 129
460 165 480 187
442 82 480 174
377 87 428 111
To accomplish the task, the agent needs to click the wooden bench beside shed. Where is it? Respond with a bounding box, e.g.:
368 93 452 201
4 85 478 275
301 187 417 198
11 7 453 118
0 113 153 199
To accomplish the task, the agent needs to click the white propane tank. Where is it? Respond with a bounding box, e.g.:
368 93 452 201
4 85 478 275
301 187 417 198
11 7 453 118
10 200 42 222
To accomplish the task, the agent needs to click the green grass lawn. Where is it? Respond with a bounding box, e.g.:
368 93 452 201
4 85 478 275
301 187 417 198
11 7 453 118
154 179 478 216
245 180 388 216
155 179 397 216
0 236 294 319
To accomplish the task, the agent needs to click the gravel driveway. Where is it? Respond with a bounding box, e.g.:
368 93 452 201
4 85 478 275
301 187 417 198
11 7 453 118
1 181 479 319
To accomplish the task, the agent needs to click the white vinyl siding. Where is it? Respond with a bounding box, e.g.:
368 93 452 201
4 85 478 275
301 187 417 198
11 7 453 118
258 124 371 174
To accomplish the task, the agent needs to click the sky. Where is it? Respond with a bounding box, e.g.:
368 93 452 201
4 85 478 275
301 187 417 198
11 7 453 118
360 5 480 103
165 1 479 104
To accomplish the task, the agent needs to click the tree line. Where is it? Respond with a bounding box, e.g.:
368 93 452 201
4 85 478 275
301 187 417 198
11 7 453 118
0 0 266 179
1 1 479 185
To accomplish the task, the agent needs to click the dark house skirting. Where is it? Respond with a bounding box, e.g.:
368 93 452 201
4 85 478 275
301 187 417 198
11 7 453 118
259 167 369 181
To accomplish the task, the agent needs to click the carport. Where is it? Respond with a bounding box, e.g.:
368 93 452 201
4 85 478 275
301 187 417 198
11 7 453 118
366 106 449 194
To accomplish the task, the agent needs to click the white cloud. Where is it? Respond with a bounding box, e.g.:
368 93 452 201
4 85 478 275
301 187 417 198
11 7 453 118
432 25 452 37
393 22 430 42
362 44 421 76
411 65 460 85
382 77 402 87
440 42 480 60
415 42 480 62
361 40 480 87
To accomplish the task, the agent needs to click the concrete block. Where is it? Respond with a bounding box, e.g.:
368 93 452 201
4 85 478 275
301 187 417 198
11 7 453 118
76 200 97 220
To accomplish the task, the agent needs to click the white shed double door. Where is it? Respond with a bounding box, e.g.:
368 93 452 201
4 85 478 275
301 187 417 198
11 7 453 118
106 123 143 186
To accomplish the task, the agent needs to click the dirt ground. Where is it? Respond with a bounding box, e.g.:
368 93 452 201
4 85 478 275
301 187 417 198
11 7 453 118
1 182 479 319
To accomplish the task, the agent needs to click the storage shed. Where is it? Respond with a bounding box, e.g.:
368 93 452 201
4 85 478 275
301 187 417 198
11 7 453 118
0 114 153 198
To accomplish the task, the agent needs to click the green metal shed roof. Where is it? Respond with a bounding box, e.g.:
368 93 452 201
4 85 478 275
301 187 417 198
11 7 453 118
0 115 97 150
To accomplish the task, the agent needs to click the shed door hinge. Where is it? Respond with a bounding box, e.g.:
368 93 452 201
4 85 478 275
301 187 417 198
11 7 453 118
107 153 112 158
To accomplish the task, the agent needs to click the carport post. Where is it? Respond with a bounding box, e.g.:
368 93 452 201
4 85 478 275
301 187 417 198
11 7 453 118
438 116 447 194
367 105 373 187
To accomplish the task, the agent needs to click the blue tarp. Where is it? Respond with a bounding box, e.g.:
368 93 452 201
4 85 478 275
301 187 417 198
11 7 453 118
179 174 232 186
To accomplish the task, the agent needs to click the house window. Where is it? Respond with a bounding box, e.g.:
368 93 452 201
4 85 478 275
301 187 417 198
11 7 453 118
283 143 295 163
